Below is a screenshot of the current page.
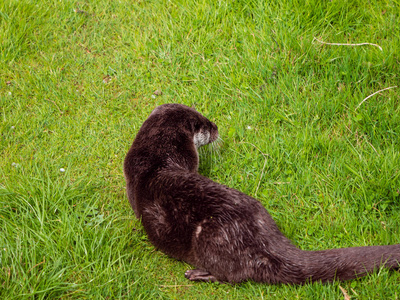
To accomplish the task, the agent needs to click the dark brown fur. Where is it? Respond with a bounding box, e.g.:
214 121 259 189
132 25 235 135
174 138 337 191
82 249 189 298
124 103 400 284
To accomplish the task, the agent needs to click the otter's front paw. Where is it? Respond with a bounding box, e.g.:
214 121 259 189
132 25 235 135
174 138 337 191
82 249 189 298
185 269 217 282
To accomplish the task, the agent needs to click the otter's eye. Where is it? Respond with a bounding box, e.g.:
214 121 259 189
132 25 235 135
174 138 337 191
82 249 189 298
194 122 201 132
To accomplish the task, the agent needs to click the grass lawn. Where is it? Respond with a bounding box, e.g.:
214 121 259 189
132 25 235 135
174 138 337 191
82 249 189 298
1 0 400 298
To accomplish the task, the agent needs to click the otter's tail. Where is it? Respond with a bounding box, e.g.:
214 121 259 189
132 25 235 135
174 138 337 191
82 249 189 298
283 244 400 283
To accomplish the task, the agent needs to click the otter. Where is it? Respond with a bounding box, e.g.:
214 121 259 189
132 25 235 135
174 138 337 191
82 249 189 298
123 103 400 284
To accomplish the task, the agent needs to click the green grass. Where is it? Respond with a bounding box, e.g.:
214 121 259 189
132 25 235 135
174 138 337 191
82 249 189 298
1 0 400 298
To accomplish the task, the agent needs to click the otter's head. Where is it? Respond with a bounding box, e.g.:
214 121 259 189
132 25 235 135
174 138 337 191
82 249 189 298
149 104 219 149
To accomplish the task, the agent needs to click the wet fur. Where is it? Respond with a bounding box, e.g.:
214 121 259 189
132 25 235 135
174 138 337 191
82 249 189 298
124 103 400 284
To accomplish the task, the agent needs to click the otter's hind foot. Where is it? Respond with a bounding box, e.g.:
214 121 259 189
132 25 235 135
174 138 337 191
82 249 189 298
185 269 217 282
